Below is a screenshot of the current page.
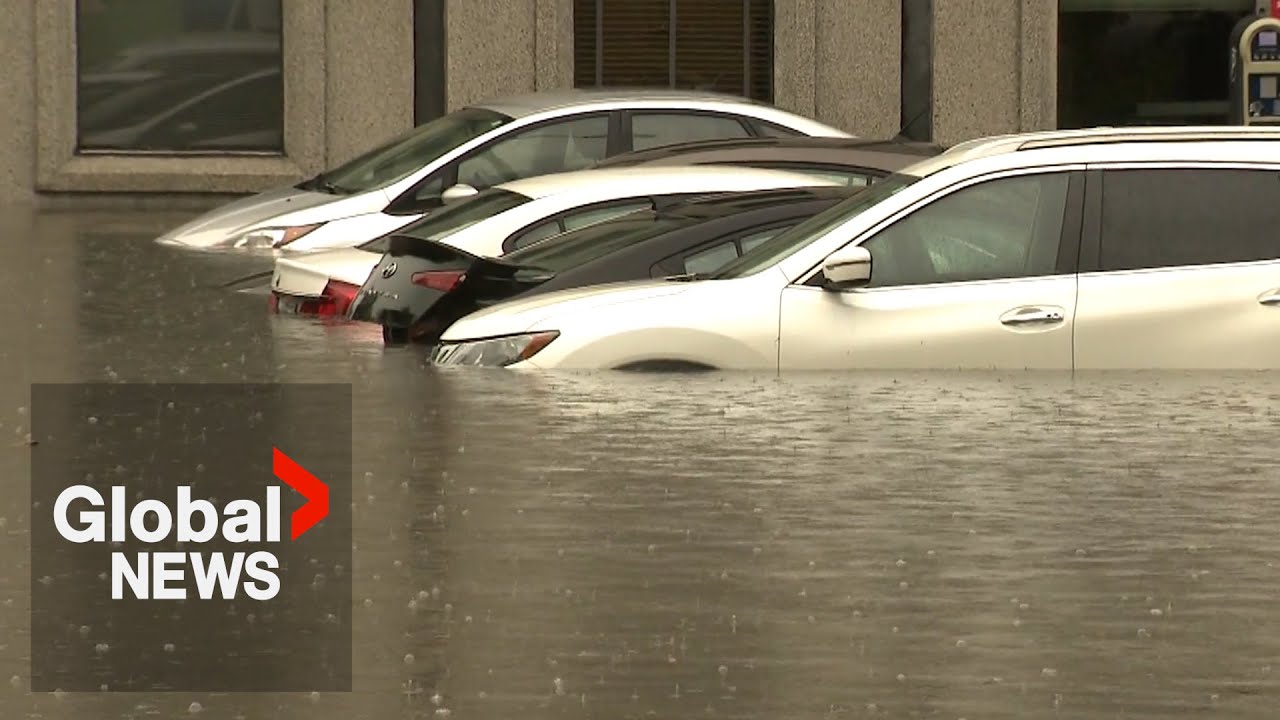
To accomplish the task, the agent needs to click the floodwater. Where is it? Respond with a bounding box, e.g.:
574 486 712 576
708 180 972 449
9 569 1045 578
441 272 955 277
2 207 1280 719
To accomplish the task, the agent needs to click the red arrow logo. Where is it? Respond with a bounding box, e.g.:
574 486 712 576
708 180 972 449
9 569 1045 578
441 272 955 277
273 447 328 541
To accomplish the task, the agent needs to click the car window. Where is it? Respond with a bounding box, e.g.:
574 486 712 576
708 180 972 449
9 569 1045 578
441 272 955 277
751 120 805 138
509 221 564 250
861 172 1070 288
359 188 532 253
321 107 511 194
631 113 751 151
714 172 922 279
457 115 610 189
683 242 741 275
739 226 786 254
1098 168 1280 271
504 213 695 272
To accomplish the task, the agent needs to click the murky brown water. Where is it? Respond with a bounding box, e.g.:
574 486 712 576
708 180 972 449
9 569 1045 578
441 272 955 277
1 208 1279 719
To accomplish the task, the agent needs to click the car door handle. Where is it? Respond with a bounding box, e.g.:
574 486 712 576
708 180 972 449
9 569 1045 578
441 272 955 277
1000 306 1065 326
1258 289 1280 306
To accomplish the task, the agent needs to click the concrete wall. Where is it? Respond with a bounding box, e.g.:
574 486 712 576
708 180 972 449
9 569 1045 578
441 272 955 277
0 0 1053 207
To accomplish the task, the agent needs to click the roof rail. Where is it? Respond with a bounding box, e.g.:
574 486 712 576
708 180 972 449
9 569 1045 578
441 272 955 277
1017 126 1280 151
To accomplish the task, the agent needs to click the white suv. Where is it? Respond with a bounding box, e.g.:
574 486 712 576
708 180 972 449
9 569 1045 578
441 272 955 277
433 126 1280 371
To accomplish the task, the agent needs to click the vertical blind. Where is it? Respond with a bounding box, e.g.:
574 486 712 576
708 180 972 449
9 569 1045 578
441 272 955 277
573 0 774 102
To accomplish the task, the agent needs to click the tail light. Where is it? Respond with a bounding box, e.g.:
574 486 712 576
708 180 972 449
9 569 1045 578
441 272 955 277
411 270 466 293
316 280 359 316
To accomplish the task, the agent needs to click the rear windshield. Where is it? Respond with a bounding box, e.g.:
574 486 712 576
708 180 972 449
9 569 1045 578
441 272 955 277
503 212 695 273
360 188 532 254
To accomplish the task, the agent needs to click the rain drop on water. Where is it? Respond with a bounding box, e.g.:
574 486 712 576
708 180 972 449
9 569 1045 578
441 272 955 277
188 701 202 714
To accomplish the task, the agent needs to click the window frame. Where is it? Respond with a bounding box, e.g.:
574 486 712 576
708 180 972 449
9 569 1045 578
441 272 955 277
385 110 623 215
795 166 1088 288
1077 161 1280 275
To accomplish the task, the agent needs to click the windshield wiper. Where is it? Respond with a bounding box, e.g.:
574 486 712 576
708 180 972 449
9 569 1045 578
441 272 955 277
303 172 347 195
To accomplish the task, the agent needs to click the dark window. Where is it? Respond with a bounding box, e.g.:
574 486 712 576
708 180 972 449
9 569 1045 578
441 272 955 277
1058 2 1253 127
1098 168 1280 271
507 200 655 252
631 113 752 151
360 188 533 254
573 0 774 102
75 0 285 153
751 120 805 138
510 221 565 250
506 212 692 271
456 115 610 188
862 173 1071 288
655 222 797 277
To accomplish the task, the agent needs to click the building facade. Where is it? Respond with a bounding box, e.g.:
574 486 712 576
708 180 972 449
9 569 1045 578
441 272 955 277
0 0 1260 206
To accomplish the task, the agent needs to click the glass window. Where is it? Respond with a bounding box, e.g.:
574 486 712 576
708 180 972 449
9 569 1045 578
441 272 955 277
320 108 512 194
359 188 533 253
573 0 775 102
739 226 787 254
509 221 565 250
1098 168 1280 271
504 213 694 272
714 172 922 279
861 173 1070 288
76 0 286 153
631 113 752 152
457 115 610 189
752 120 805 137
561 202 652 232
683 242 741 275
1058 1 1253 127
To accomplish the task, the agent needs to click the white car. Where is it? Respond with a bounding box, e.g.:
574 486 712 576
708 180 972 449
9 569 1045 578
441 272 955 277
155 89 851 253
267 165 840 316
432 125 1280 371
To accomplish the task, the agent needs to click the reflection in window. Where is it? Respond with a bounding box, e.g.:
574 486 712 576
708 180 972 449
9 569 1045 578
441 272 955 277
76 0 284 153
684 242 740 275
1058 1 1252 127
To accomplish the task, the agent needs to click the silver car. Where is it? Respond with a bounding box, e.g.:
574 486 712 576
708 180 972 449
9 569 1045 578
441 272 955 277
155 89 852 253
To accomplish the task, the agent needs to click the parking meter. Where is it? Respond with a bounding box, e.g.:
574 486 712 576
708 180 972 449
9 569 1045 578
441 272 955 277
1230 1 1280 125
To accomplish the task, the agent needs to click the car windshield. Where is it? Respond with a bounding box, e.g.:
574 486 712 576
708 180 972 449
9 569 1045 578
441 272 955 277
319 107 512 193
503 211 695 274
712 172 922 279
359 188 533 254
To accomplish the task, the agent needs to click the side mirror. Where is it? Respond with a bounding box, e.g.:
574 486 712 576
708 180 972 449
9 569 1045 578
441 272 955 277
440 184 478 204
821 246 872 291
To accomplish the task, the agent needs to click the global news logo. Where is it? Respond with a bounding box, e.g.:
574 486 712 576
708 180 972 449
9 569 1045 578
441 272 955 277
50 448 328 601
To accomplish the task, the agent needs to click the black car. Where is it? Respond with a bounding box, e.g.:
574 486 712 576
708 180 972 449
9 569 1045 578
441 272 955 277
347 185 860 344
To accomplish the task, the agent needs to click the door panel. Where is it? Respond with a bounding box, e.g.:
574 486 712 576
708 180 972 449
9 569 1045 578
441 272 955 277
777 170 1082 370
1076 262 1280 369
779 277 1077 369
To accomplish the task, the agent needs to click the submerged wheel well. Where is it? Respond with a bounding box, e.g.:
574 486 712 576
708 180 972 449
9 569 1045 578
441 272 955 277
613 359 718 373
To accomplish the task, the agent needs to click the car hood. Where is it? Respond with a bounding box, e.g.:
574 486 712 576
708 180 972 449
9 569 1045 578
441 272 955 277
155 184 366 249
441 279 694 340
272 247 382 297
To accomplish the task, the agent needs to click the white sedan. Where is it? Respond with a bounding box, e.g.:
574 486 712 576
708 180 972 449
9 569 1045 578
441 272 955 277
267 165 839 316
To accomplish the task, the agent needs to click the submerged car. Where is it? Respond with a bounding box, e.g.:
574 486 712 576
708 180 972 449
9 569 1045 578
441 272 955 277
593 136 945 187
266 165 839 316
154 89 851 253
351 185 858 344
434 126 1280 371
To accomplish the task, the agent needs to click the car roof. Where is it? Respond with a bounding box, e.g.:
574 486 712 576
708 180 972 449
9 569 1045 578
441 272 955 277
470 88 779 118
495 165 835 199
597 136 945 166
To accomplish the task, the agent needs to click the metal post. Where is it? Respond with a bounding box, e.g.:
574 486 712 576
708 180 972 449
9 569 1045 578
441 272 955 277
669 0 678 87
595 0 604 86
742 0 751 97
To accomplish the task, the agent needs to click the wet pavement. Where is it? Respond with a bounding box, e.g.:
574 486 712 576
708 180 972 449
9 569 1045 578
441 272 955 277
2 207 1280 719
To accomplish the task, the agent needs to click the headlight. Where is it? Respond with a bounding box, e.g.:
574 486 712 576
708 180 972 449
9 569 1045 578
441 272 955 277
432 331 559 367
228 223 324 250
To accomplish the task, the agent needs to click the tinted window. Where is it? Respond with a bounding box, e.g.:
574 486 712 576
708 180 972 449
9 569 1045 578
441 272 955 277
631 113 751 151
739 226 787 254
561 202 652 231
714 172 922 279
76 2 284 153
1098 168 1280 271
752 120 805 137
862 173 1070 288
457 115 610 188
322 107 512 193
359 188 532 253
504 213 694 272
509 221 564 250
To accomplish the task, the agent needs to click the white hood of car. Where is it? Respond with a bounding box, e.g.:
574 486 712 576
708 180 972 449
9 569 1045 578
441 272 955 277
272 248 382 297
155 183 384 249
441 279 694 340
